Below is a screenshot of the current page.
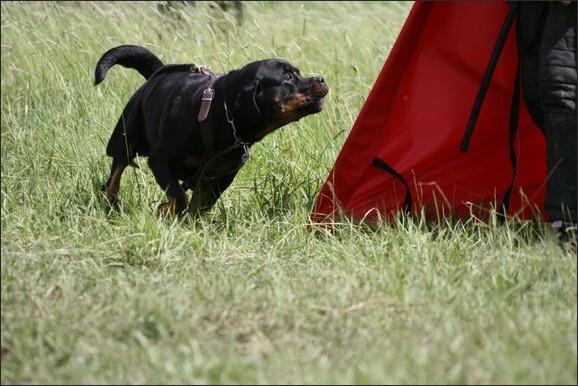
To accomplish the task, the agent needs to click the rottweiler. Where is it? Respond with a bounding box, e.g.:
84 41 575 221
94 45 329 217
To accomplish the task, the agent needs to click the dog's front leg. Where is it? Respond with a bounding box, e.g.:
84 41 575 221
188 172 237 216
148 157 188 216
187 186 214 217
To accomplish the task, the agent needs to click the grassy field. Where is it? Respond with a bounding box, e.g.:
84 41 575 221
1 1 576 384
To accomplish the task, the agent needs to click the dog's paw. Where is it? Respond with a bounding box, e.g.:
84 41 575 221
155 200 188 218
100 184 120 208
155 202 175 218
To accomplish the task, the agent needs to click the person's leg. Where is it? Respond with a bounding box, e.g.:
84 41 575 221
539 2 577 239
517 1 548 130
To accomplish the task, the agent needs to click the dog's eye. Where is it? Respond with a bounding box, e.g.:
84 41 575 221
283 73 293 83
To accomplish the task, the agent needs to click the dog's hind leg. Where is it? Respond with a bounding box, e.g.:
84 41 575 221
101 157 129 205
147 157 188 217
102 108 141 206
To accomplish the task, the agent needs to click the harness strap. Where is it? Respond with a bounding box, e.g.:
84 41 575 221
182 69 252 192
183 66 218 191
193 64 217 122
198 86 215 122
198 68 218 183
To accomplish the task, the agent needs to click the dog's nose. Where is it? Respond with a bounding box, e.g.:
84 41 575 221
311 76 328 97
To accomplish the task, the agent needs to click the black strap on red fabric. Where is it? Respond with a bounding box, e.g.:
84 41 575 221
371 157 412 214
460 2 519 152
497 64 521 221
460 2 522 220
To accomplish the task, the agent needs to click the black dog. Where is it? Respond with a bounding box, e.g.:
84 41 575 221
94 45 328 216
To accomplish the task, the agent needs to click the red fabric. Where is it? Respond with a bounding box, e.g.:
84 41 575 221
311 1 547 224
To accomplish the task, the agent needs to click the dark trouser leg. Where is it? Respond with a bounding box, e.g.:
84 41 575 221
542 113 577 224
539 3 577 224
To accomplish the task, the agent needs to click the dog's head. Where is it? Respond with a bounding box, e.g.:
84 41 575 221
228 59 329 142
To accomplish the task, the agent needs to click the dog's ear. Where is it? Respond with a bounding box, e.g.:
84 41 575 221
251 80 263 115
232 78 263 116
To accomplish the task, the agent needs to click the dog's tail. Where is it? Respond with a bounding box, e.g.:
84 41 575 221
94 45 165 86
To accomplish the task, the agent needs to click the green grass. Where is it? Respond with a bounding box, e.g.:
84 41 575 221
1 1 576 384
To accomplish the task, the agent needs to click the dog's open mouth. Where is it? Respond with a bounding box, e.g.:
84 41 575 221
274 75 329 115
304 96 325 112
300 75 329 111
300 83 329 112
279 92 327 114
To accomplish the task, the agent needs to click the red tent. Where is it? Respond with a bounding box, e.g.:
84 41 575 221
310 1 547 225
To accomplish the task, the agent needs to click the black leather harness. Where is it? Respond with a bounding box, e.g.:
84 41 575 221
181 64 252 191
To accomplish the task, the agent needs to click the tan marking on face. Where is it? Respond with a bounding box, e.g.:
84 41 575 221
279 93 309 113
